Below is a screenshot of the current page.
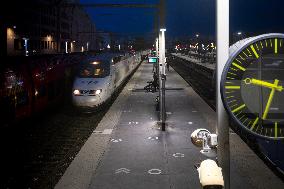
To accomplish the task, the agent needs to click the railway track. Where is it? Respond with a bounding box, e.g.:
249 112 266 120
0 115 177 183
168 55 216 110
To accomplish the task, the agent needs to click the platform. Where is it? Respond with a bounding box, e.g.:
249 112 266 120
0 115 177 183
172 53 215 70
55 61 284 189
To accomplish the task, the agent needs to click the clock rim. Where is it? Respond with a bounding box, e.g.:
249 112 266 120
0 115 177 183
220 33 284 140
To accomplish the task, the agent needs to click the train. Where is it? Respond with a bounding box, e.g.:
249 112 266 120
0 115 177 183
72 50 148 109
0 53 85 126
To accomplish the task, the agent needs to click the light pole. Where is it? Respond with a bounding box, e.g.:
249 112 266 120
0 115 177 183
159 28 166 131
216 0 230 188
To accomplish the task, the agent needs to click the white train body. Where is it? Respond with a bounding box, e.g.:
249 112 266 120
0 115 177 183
72 51 147 109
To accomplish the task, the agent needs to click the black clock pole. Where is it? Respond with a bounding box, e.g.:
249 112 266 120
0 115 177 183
217 0 230 188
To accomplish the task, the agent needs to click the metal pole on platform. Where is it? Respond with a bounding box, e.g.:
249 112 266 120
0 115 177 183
158 32 163 125
216 0 230 188
160 29 166 131
156 38 159 72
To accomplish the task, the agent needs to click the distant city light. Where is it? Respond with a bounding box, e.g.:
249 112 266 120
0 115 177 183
107 44 111 49
47 35 51 41
23 38 29 56
196 34 199 38
237 32 242 35
65 41 68 53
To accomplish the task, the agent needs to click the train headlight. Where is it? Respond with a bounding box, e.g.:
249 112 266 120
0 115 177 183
95 89 102 95
73 89 80 95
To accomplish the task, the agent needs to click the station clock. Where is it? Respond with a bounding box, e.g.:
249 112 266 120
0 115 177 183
221 33 284 139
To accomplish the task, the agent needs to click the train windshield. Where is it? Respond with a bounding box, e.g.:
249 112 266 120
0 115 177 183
78 64 107 78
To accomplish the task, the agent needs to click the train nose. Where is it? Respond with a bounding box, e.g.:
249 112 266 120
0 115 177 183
72 88 103 106
72 95 100 107
72 89 102 96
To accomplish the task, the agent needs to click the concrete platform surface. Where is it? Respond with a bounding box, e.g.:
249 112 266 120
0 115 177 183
55 61 284 189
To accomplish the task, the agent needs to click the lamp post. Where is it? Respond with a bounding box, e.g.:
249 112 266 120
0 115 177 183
159 28 166 131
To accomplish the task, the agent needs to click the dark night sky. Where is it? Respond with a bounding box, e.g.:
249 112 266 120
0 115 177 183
80 0 284 39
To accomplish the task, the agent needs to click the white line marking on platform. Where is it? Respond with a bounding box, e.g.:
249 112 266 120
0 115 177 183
188 122 193 125
123 110 132 113
173 153 185 158
128 121 139 125
148 169 162 175
192 110 198 113
166 112 172 115
93 131 103 134
102 129 113 135
115 168 130 174
111 139 122 143
147 136 159 140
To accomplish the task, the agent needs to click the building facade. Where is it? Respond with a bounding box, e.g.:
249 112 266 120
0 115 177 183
4 0 97 56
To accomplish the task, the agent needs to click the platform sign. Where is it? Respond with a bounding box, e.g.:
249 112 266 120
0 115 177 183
148 57 158 64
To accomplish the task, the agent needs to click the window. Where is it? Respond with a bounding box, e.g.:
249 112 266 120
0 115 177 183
94 69 103 76
78 65 107 78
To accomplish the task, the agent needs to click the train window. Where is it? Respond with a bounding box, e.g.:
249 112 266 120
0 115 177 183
94 68 104 76
78 65 108 78
80 66 92 77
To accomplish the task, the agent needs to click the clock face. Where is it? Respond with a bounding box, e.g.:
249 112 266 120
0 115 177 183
221 34 284 140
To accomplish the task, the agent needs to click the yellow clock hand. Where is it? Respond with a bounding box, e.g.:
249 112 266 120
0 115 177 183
244 78 283 92
262 79 279 120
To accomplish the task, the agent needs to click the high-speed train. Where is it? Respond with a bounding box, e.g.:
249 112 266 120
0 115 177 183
72 50 147 109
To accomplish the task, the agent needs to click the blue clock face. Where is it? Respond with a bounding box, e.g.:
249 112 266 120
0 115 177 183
221 34 284 140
